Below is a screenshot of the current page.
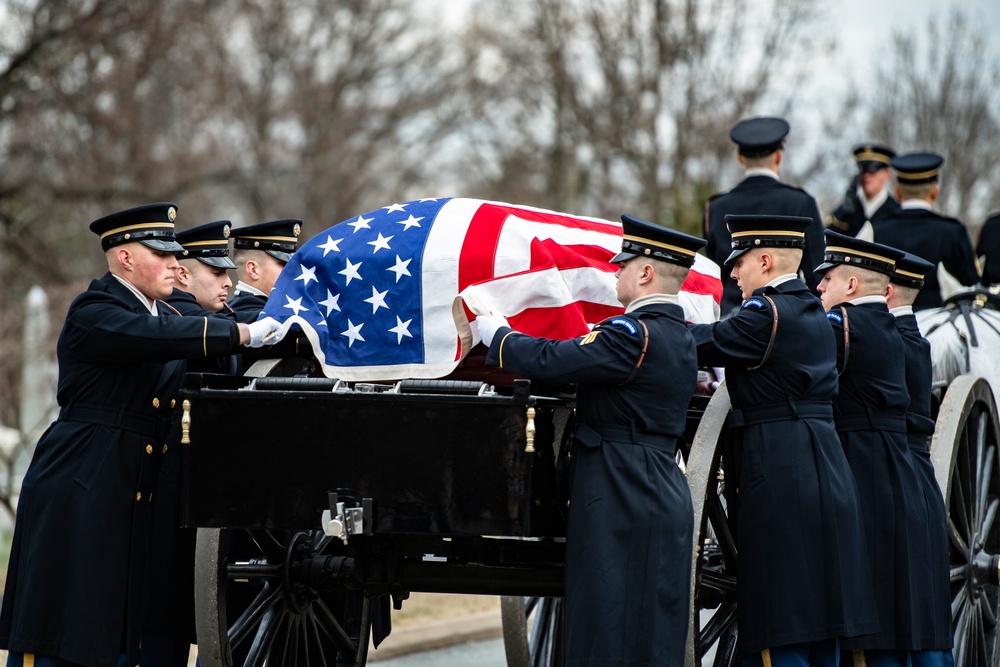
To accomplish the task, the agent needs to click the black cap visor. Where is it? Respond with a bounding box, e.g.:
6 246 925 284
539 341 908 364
140 237 185 253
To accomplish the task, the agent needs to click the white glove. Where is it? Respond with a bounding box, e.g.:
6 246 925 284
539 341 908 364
246 317 284 348
476 313 510 347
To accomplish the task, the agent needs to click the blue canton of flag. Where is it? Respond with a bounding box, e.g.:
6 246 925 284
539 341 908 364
262 198 453 379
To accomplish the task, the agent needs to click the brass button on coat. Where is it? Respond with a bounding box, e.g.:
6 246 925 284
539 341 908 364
145 445 153 455
136 492 142 501
152 397 160 409
162 444 168 454
170 399 176 409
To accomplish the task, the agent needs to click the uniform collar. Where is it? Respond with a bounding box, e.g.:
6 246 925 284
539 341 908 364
625 292 679 313
765 273 798 288
112 274 158 315
859 185 890 219
889 304 914 317
234 280 267 297
848 294 887 307
743 167 780 181
901 199 933 211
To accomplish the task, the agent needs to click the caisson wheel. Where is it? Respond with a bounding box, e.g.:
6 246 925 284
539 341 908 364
931 375 1000 667
684 383 738 667
194 527 371 667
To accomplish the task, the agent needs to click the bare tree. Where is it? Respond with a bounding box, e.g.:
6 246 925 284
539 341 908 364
865 10 1000 230
448 0 823 232
0 0 461 425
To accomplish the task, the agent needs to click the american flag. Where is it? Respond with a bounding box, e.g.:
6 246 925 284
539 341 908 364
262 198 721 381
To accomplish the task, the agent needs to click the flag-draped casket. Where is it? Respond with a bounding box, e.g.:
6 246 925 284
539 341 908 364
261 198 722 381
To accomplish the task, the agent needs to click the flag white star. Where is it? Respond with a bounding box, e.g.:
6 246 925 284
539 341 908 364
341 319 365 347
318 235 342 256
283 295 308 316
339 258 363 285
383 203 407 214
387 255 412 282
389 316 413 344
319 289 341 316
295 264 317 286
364 286 389 313
367 232 393 253
348 215 373 233
397 214 423 231
418 198 439 202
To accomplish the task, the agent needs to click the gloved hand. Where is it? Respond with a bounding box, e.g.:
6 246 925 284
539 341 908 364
246 317 284 348
476 313 510 347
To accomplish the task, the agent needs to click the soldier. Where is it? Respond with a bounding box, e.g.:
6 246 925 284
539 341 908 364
826 144 900 237
690 215 876 666
229 218 302 323
871 151 980 309
814 231 926 667
0 203 280 667
885 252 954 667
475 215 701 666
976 211 1000 286
704 116 826 314
168 219 238 317
229 218 310 373
141 220 241 667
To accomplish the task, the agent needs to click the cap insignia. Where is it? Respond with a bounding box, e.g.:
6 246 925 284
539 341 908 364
168 207 177 222
293 223 301 237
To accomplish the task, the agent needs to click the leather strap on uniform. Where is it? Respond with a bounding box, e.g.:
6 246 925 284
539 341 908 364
618 320 649 386
838 305 850 376
747 295 778 371
157 300 183 317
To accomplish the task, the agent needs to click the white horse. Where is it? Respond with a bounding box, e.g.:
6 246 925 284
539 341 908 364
917 288 1000 410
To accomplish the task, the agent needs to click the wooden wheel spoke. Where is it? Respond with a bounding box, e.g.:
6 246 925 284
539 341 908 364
306 609 328 667
313 596 360 656
981 498 999 539
528 597 554 664
954 584 970 622
229 581 283 649
981 591 998 628
951 563 969 583
706 494 737 565
949 516 970 556
247 529 288 562
698 599 737 657
246 604 286 667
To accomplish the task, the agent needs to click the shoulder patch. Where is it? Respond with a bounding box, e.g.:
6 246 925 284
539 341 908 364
826 311 843 324
607 317 638 335
742 298 766 310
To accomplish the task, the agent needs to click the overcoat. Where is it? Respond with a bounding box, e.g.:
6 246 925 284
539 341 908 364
829 190 900 237
487 302 695 667
872 209 979 310
828 300 927 650
704 176 826 313
141 291 239 649
0 274 239 667
894 311 952 649
689 279 877 657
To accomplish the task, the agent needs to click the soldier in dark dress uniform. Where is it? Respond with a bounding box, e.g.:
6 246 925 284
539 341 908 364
228 218 301 323
871 152 980 310
704 117 826 314
141 220 240 667
885 252 955 667
690 215 877 667
814 231 929 667
475 215 701 667
976 212 1000 286
826 144 901 237
0 204 281 667
229 219 310 372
